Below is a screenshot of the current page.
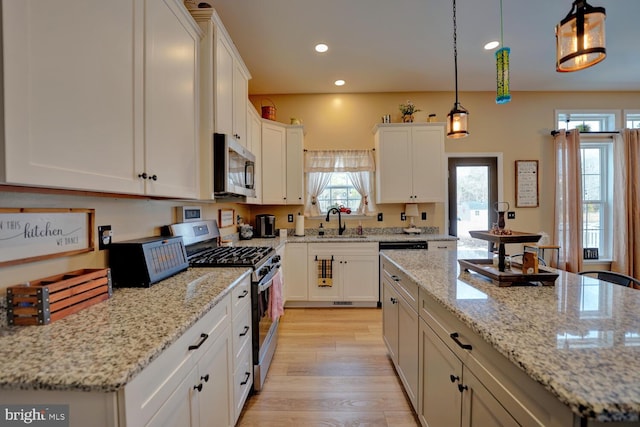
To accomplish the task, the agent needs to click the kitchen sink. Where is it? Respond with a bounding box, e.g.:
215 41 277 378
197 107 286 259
317 235 369 239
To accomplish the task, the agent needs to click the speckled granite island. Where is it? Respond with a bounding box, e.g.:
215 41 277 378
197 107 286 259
0 267 251 426
381 249 640 426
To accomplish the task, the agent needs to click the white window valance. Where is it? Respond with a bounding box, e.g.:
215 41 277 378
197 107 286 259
304 150 375 173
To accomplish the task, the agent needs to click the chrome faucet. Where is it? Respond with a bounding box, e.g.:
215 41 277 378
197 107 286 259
326 207 346 235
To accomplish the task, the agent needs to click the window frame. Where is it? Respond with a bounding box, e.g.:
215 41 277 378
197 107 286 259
555 110 618 261
579 138 613 260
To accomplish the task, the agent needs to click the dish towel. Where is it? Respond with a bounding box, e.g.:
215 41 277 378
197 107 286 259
268 270 284 322
317 258 333 287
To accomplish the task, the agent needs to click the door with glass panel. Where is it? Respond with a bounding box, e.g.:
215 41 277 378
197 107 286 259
448 157 498 251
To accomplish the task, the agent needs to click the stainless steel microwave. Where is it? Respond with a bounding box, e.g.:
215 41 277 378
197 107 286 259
213 133 256 198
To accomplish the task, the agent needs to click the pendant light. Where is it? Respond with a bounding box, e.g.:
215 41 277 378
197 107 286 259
447 0 469 139
556 0 606 72
495 0 511 104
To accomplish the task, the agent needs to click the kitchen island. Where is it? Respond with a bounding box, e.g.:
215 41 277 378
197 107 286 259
381 248 640 426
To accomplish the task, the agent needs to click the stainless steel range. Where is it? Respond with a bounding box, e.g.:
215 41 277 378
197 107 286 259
168 220 281 392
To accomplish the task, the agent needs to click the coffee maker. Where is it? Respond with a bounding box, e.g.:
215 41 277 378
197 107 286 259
255 214 276 238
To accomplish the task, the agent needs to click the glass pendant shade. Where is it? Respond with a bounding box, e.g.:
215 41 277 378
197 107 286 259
495 47 511 104
446 104 469 139
556 0 606 72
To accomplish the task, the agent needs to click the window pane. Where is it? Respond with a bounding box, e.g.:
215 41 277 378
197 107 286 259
581 148 600 174
627 113 640 129
583 175 601 201
583 203 602 249
557 112 616 131
316 172 362 214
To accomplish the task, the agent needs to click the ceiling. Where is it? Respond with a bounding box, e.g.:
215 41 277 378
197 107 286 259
208 0 640 95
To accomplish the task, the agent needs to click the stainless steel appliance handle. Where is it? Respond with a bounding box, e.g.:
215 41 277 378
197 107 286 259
257 264 281 293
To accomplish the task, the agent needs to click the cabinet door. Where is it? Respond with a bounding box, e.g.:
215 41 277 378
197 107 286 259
261 122 287 204
411 126 444 203
307 255 342 301
398 297 419 411
144 0 199 198
197 326 233 427
245 106 263 204
146 365 199 427
214 34 234 136
1 0 144 194
374 127 413 203
232 62 248 146
285 127 305 205
284 243 309 302
419 318 462 427
382 280 400 364
461 369 519 427
341 255 378 301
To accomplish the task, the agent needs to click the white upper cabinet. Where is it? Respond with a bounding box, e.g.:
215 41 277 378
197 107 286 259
1 0 142 194
260 121 287 204
374 123 445 204
193 9 251 200
260 120 304 205
144 0 201 198
245 105 263 204
0 0 201 198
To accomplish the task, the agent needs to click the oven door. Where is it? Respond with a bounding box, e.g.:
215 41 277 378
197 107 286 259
252 265 281 391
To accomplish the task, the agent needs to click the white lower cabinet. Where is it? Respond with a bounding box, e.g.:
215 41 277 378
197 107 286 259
381 258 419 411
307 243 378 303
230 275 253 424
419 318 517 427
123 293 233 427
284 242 309 302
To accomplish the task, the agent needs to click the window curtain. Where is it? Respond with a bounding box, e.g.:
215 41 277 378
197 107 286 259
347 171 377 215
611 129 640 277
304 172 332 217
304 150 376 216
553 129 583 272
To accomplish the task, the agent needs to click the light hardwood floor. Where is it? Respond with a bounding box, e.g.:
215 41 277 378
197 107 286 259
237 308 420 427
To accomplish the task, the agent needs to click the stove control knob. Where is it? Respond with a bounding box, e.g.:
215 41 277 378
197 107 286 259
260 267 270 276
272 255 281 263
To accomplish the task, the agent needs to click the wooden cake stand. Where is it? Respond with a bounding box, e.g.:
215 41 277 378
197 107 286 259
458 230 559 287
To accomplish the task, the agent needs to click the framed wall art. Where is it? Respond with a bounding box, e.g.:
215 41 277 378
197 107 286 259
515 160 539 208
0 208 95 267
218 209 235 228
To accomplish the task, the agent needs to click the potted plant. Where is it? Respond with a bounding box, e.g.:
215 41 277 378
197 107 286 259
399 101 421 123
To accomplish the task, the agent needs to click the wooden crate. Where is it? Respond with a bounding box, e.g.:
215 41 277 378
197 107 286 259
6 268 112 326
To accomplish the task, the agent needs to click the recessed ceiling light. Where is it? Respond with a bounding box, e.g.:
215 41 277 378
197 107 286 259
484 41 500 50
315 43 329 53
334 79 345 86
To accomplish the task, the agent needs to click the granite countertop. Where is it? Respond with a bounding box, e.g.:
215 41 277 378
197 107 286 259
380 249 640 423
0 267 251 392
231 230 457 248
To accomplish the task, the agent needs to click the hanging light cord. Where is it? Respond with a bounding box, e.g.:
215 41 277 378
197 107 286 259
453 0 459 105
500 0 504 47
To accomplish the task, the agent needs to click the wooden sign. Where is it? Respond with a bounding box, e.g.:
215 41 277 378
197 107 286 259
218 209 235 228
0 208 94 267
515 160 539 207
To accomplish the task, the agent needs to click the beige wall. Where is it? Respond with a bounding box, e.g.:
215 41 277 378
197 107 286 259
1 90 638 290
250 90 640 240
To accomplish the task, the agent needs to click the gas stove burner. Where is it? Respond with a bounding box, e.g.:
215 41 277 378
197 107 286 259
190 246 274 267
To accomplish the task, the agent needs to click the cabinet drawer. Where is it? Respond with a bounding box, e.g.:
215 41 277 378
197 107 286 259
231 273 251 317
382 259 418 311
429 240 457 251
232 305 252 368
122 295 231 426
233 344 253 416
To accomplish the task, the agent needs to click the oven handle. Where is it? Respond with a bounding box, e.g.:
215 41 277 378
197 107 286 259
257 264 281 293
